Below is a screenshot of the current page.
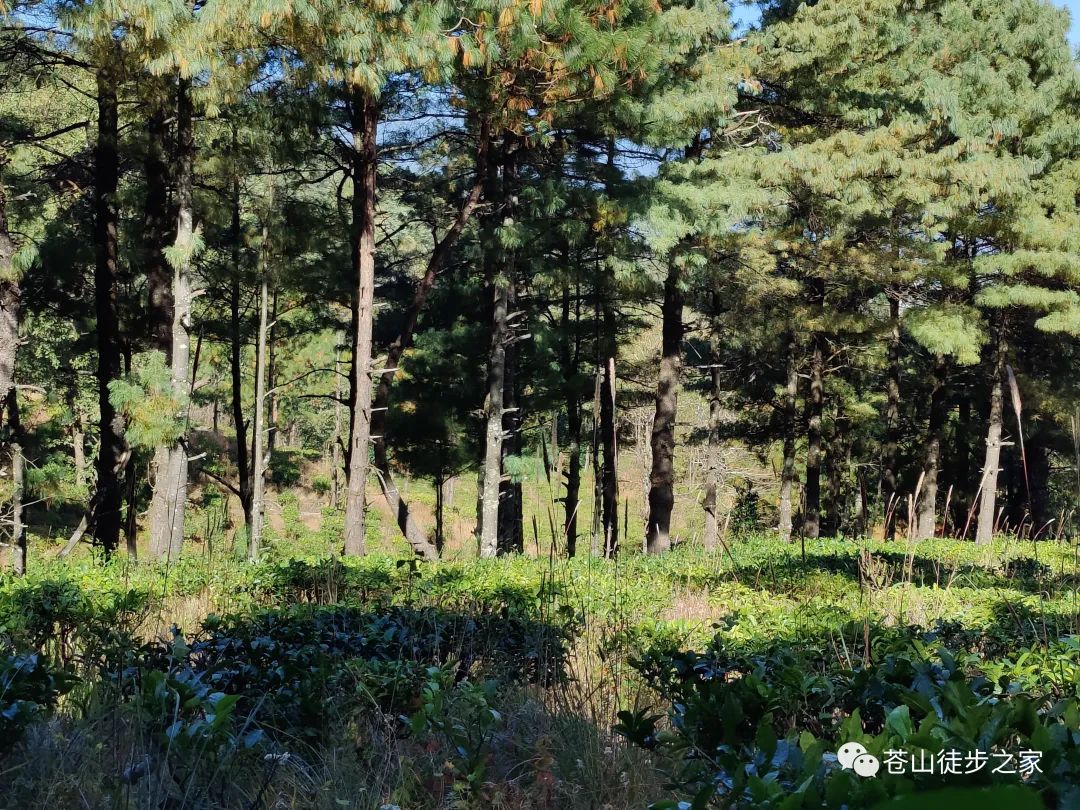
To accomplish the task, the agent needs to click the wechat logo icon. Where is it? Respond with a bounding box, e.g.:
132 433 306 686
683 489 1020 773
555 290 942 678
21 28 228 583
838 742 880 778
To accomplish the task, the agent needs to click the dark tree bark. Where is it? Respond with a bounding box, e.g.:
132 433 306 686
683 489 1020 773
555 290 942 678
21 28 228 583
975 327 1007 545
144 91 173 354
778 333 799 542
343 91 379 557
0 185 18 405
228 178 253 525
6 390 24 575
148 78 195 562
479 277 509 558
881 290 901 539
0 176 24 574
915 356 949 540
599 312 618 557
825 405 849 537
646 263 684 554
434 473 445 554
598 140 619 557
560 283 582 558
92 59 128 555
249 273 269 560
478 132 517 559
498 273 523 555
1026 435 1052 536
803 332 825 540
702 303 723 552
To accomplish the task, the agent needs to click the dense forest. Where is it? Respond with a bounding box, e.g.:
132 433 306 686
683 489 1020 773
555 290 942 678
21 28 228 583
1 0 1079 808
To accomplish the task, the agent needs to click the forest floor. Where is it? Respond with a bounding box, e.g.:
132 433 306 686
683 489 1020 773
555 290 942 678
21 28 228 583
1 533 1078 809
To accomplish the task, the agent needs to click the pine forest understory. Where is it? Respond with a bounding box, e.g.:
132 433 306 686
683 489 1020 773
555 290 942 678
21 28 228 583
2 0 1080 808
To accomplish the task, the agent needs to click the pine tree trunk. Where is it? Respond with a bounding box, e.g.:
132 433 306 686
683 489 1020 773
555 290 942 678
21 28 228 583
6 389 24 575
803 333 824 540
702 316 722 552
148 78 195 563
124 464 138 559
331 347 342 509
498 274 523 555
915 356 948 540
228 181 253 525
92 59 127 555
599 343 618 557
565 391 581 558
479 273 509 559
646 263 683 554
1027 436 1051 536
0 183 23 574
434 473 445 555
0 182 18 406
825 407 849 536
343 91 378 557
477 133 514 559
881 291 901 539
266 291 278 455
599 143 620 557
778 334 798 542
144 95 172 353
561 284 582 558
249 274 269 561
975 330 1007 545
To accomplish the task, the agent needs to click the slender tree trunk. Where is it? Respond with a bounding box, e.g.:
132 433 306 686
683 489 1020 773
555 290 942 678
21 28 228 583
479 272 509 559
148 78 195 562
478 134 514 559
331 346 342 509
343 91 379 557
803 333 824 540
916 356 948 540
825 406 848 536
249 274 269 561
6 389 24 575
975 329 1007 545
561 284 582 558
565 392 581 558
124 464 138 559
67 385 86 488
702 309 722 552
92 59 127 555
266 291 278 455
778 334 798 542
434 473 445 555
646 263 683 554
0 168 24 574
228 180 253 525
498 274 523 555
599 142 619 557
144 93 172 353
0 178 18 406
953 394 973 521
1027 436 1051 535
881 291 901 539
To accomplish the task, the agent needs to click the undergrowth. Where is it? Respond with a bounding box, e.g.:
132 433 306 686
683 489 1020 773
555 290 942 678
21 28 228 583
0 535 1077 808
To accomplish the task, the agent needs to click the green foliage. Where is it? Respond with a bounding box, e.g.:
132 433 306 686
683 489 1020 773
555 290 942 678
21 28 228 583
623 632 1080 808
0 653 77 752
108 352 185 450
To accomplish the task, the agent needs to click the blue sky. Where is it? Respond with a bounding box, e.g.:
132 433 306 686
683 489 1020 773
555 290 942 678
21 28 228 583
1064 0 1080 45
732 1 1080 47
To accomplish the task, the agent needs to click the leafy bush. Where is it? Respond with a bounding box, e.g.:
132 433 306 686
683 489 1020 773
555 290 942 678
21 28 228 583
619 631 1080 808
0 653 77 752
